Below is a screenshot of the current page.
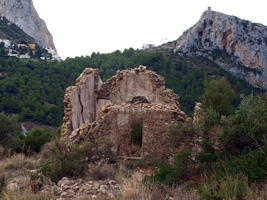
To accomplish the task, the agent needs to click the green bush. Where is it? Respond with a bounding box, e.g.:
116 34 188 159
219 94 267 155
33 138 115 183
33 140 88 183
215 144 267 184
196 139 218 175
203 108 221 129
168 121 201 148
146 149 194 185
24 128 52 153
202 77 234 115
0 112 21 145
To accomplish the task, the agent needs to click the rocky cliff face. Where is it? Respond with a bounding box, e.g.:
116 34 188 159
0 0 55 49
173 8 267 90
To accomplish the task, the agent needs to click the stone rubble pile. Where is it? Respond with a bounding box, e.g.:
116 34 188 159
39 177 120 200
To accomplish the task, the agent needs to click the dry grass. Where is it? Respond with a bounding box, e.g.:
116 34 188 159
246 183 267 200
118 172 199 200
91 165 116 180
0 189 53 200
173 187 199 200
0 153 46 200
0 153 37 172
119 173 152 200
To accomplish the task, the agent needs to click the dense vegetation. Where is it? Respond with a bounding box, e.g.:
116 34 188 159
0 112 54 153
146 81 267 199
0 48 260 128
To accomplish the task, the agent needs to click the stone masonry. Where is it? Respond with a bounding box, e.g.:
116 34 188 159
62 66 187 158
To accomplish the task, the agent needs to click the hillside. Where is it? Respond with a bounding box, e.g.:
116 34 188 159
0 17 37 44
0 0 56 49
0 49 260 129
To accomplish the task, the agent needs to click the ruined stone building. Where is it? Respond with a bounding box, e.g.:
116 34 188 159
61 66 187 158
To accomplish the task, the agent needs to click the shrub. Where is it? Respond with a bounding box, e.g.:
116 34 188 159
203 108 221 129
202 77 234 115
218 94 267 155
33 140 88 183
0 112 21 148
168 121 201 148
33 138 115 183
24 128 52 153
146 149 194 185
196 139 218 175
215 144 267 184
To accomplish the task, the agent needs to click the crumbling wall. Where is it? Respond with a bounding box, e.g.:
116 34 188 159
68 102 186 158
97 67 179 106
61 66 187 158
62 66 181 136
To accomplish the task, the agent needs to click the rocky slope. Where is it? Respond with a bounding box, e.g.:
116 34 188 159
161 8 267 90
0 0 55 49
0 17 37 44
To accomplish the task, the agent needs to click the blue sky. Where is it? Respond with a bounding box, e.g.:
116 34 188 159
33 0 267 60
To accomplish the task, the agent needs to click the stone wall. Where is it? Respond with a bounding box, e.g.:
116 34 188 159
62 66 187 158
68 102 186 158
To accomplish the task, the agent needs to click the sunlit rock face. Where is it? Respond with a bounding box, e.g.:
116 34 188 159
0 0 56 49
174 8 267 90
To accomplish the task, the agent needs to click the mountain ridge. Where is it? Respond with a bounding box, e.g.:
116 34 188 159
0 0 56 50
155 8 267 90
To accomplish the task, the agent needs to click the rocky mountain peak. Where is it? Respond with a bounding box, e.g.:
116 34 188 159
0 0 56 50
173 8 267 90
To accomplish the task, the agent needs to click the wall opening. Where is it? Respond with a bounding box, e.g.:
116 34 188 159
130 118 143 156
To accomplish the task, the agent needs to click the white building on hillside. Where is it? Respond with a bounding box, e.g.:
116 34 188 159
52 53 61 61
0 39 11 48
46 47 56 54
20 54 30 59
8 53 18 57
142 44 155 49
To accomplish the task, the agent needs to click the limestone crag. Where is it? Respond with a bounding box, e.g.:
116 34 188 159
173 8 267 89
62 66 187 158
0 0 55 49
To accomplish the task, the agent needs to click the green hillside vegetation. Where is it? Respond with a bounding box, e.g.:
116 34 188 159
0 17 37 45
